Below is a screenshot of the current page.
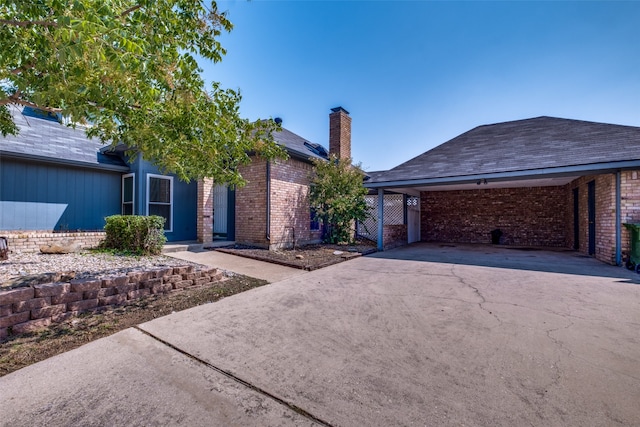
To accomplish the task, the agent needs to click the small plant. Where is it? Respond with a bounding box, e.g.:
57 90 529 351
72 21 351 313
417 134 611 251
101 215 166 255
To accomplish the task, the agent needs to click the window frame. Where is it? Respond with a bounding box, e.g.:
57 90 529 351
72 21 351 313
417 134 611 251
146 173 173 232
121 173 135 215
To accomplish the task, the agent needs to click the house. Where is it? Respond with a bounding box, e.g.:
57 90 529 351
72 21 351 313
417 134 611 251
1 106 351 252
197 107 352 249
0 106 198 251
364 116 640 265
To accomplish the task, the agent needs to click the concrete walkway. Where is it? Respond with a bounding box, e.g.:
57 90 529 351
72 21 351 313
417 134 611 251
1 243 639 426
166 248 307 283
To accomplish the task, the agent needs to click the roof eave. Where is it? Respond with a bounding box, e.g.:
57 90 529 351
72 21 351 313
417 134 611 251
364 160 640 189
0 150 131 172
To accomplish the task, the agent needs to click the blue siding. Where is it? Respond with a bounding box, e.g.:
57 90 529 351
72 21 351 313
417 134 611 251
0 158 122 231
128 156 197 242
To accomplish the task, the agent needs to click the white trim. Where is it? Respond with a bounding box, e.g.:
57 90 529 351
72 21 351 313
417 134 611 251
122 173 135 215
146 173 173 232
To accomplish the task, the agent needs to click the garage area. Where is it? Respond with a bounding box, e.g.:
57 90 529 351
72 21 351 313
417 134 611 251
364 117 640 265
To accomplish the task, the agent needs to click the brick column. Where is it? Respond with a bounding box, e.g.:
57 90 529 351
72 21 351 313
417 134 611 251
197 178 214 244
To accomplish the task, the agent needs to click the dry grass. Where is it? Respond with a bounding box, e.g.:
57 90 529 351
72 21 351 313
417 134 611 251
0 275 267 377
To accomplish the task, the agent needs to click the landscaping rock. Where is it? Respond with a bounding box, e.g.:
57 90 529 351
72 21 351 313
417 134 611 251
40 241 81 254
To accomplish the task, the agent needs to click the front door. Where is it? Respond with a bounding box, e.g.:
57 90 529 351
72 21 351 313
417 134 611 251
588 180 596 255
213 184 228 236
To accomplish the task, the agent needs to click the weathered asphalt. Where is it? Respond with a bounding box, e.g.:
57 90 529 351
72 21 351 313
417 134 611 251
1 243 639 426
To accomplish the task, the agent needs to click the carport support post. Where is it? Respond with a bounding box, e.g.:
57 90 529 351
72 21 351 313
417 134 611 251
377 188 384 251
616 171 622 266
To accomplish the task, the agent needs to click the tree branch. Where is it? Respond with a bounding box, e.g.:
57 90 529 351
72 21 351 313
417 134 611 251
120 5 142 17
0 97 63 112
0 19 57 27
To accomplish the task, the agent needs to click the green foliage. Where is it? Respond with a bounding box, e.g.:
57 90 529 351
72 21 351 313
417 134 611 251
0 0 285 184
309 155 369 244
102 215 166 255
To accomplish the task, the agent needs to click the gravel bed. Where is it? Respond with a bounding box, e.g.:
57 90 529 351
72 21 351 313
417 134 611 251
0 251 205 287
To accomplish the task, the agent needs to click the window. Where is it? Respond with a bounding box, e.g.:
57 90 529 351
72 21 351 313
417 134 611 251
147 174 173 231
122 173 135 215
310 207 320 231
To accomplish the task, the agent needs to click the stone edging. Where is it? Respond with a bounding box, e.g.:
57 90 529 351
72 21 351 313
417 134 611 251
0 265 223 339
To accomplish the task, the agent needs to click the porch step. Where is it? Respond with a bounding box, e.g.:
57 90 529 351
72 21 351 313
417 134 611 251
162 240 235 254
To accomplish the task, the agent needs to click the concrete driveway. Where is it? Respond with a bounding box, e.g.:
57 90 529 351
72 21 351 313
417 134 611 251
1 243 639 426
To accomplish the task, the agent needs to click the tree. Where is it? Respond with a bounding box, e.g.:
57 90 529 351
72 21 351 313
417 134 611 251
0 0 284 184
309 155 369 244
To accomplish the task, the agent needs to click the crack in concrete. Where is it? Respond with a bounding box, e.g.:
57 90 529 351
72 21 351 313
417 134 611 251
450 265 503 326
134 326 334 427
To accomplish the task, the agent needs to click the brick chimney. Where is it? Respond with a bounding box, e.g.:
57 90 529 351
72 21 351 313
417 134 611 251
329 106 351 160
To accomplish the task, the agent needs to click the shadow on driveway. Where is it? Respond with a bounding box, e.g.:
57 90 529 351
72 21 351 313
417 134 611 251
368 242 640 284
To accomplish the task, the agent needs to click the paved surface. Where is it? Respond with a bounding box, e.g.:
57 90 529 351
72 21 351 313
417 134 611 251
167 248 307 283
1 243 639 426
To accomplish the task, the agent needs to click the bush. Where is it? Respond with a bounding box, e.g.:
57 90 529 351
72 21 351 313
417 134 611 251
102 215 167 255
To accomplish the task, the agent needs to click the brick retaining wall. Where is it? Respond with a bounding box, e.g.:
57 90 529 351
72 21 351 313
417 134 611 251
0 265 223 339
1 231 106 254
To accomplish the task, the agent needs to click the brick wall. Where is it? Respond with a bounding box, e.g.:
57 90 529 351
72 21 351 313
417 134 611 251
1 231 106 254
566 174 617 264
0 265 223 339
621 171 640 261
269 158 322 249
235 159 269 247
197 178 214 244
420 186 567 246
383 225 407 250
329 107 351 160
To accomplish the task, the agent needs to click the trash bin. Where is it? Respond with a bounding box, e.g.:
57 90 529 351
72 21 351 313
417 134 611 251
0 237 8 261
623 223 640 273
490 229 503 245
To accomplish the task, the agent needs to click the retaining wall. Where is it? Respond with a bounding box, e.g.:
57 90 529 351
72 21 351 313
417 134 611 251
0 265 223 339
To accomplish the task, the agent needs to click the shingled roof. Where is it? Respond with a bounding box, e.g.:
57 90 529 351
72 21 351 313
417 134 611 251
272 127 328 162
0 107 128 170
367 116 640 186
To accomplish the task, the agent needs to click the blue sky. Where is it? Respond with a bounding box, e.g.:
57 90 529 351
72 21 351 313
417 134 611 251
202 1 640 172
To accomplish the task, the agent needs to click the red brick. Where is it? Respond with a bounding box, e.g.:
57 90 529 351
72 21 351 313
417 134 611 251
0 311 30 328
12 297 50 313
101 276 129 288
33 282 71 298
164 274 182 284
67 299 99 312
173 280 193 289
193 277 209 287
128 289 150 299
173 266 194 275
185 272 202 281
0 304 12 317
0 287 34 305
31 304 66 319
70 278 101 293
128 271 153 282
0 327 7 340
51 292 83 305
12 318 52 334
140 278 162 289
83 290 99 299
98 287 117 297
115 284 137 294
152 268 174 278
98 294 128 307
150 283 173 294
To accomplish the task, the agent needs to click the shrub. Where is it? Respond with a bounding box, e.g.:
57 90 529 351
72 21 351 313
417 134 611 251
310 155 369 244
102 215 167 255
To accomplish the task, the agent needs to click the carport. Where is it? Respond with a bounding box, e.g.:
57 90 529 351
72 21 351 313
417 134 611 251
364 116 640 265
